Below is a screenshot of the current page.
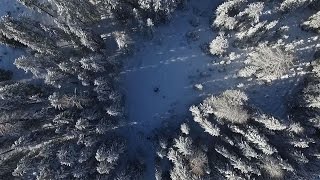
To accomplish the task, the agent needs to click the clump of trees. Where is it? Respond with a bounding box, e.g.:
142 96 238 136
209 0 320 82
153 1 320 179
156 88 320 179
300 58 320 109
0 0 184 179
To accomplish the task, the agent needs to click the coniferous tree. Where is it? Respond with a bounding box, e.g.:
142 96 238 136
0 16 58 54
302 10 320 33
17 0 57 17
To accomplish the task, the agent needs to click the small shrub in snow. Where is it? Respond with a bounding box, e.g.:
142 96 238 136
209 33 229 56
146 18 154 27
159 138 168 149
113 31 131 50
180 123 190 135
194 83 203 91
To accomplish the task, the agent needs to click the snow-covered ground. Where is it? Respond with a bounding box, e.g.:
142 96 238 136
0 46 27 80
121 0 229 178
0 0 24 17
122 0 226 133
0 0 28 80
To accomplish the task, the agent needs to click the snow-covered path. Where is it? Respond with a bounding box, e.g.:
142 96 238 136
121 0 227 178
122 0 225 134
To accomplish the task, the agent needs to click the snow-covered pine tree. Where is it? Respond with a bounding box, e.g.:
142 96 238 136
0 16 58 54
209 32 229 56
280 0 313 12
50 0 101 23
302 10 320 33
0 33 25 48
17 0 56 17
213 0 247 30
14 54 57 78
238 44 294 81
238 2 264 23
199 90 249 124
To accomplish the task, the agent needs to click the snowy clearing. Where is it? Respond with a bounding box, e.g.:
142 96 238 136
122 0 226 134
121 1 226 177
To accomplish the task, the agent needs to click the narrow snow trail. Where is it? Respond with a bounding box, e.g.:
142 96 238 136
122 0 225 134
121 0 226 178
